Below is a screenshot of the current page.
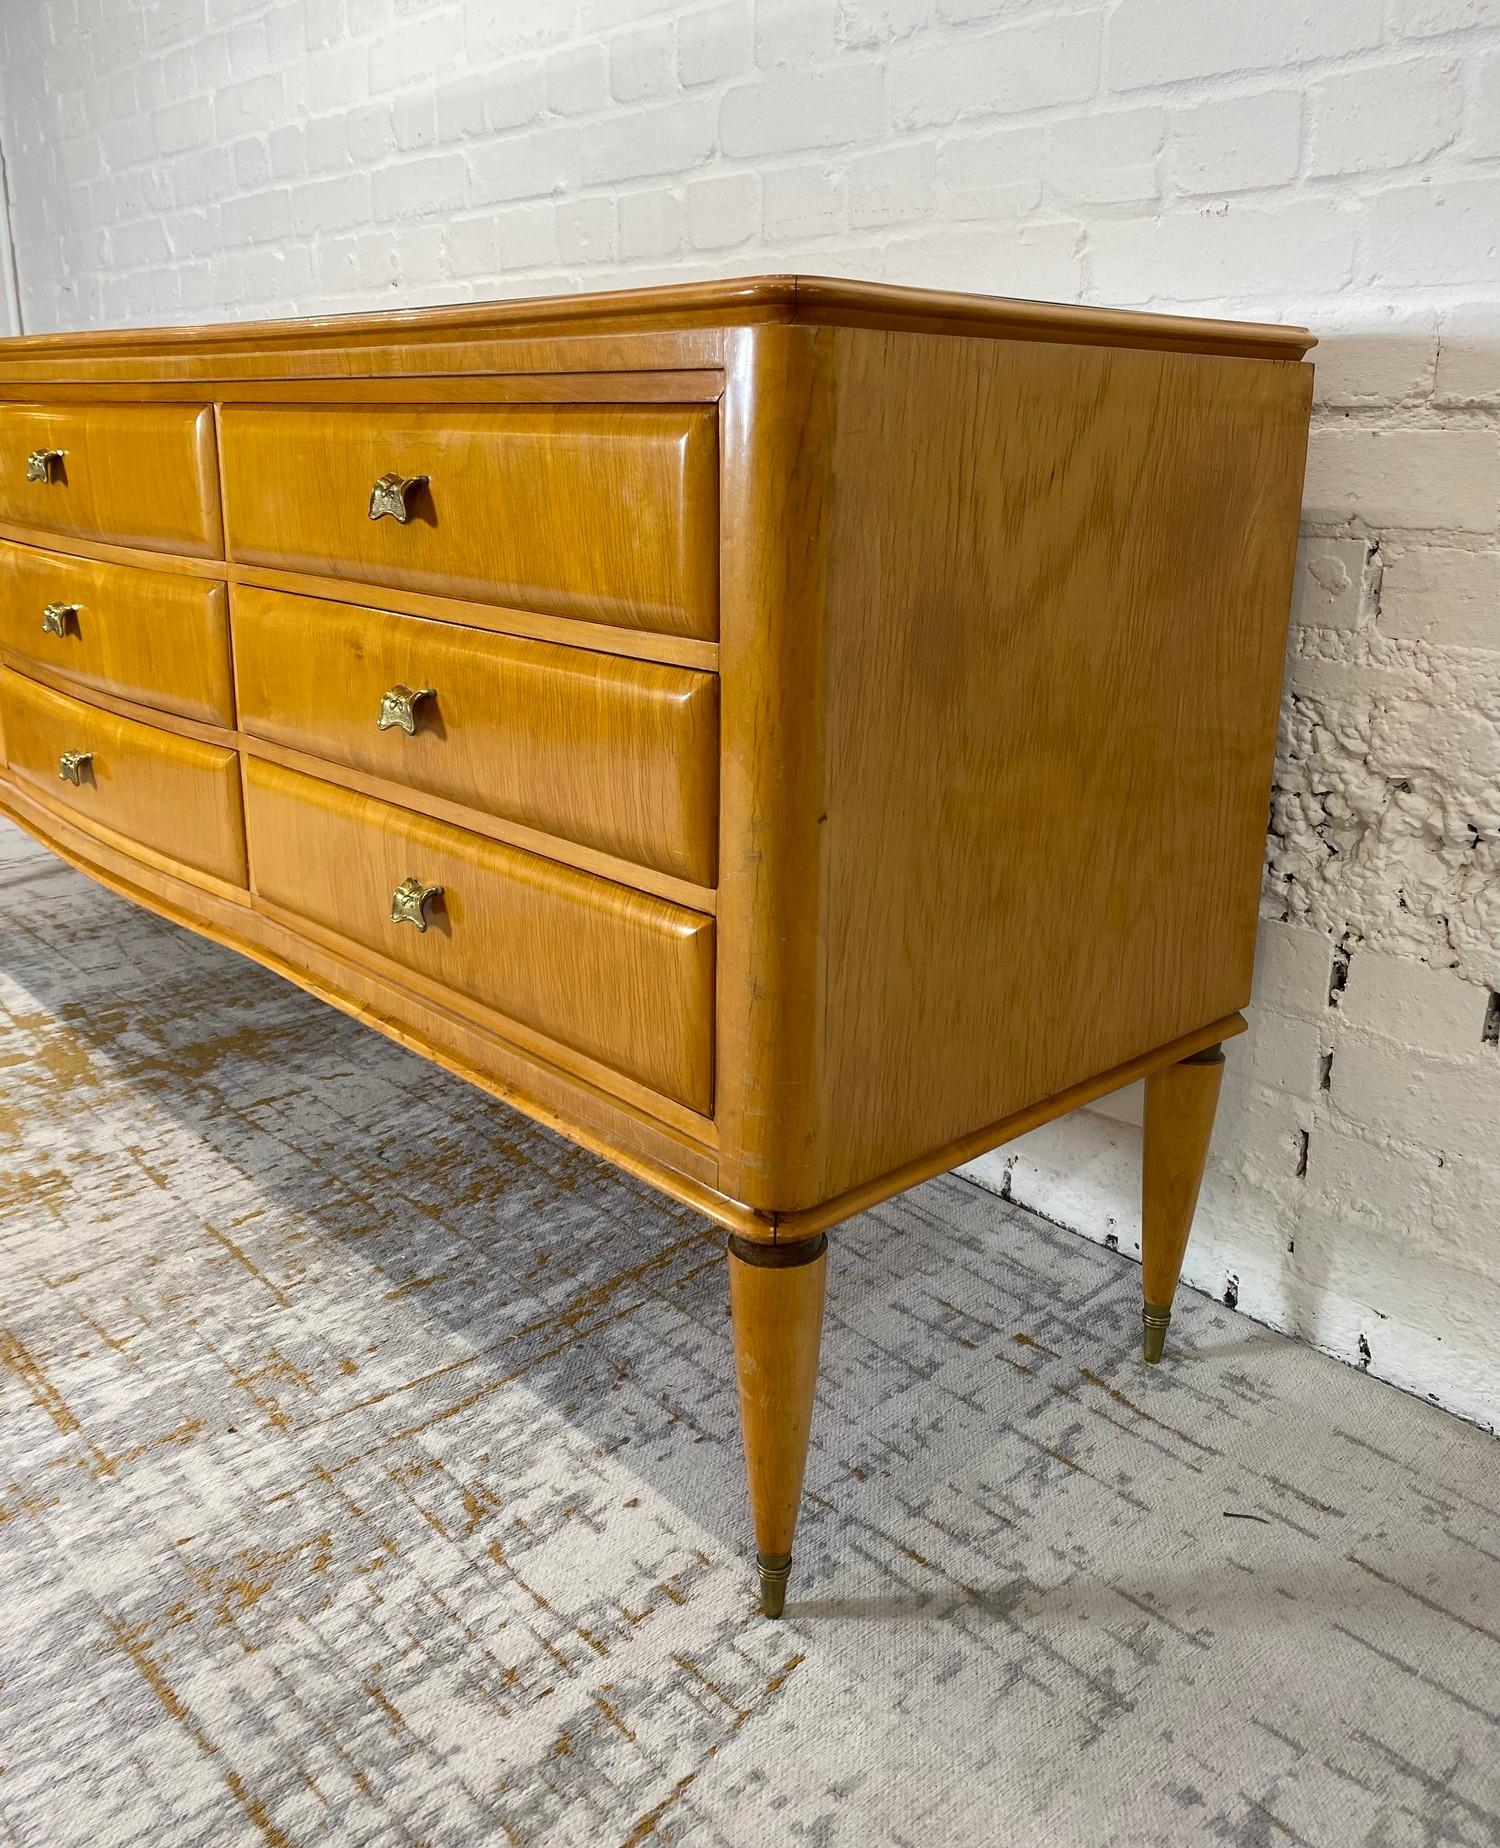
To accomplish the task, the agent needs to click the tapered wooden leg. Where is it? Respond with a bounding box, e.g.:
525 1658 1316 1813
1141 1044 1225 1363
727 1231 827 1617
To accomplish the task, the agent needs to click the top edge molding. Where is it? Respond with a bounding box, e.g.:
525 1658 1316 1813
0 274 1315 366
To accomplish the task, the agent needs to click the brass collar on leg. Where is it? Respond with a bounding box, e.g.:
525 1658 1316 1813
1142 1302 1172 1365
757 1551 793 1619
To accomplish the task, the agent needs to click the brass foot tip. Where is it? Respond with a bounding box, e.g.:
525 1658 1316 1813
1142 1304 1171 1366
757 1552 792 1619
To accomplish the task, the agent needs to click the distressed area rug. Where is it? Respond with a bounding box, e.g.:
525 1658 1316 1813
2 818 1500 1848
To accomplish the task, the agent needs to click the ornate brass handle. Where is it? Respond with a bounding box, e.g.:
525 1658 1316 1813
58 750 92 786
41 601 78 637
390 876 443 932
27 448 65 483
377 683 434 735
368 472 428 523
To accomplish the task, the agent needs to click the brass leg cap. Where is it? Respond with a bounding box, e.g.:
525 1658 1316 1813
757 1552 792 1619
1142 1303 1172 1365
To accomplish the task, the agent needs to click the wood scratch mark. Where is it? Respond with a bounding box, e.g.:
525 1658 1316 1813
620 1772 696 1848
365 1683 405 1732
184 1530 334 1627
1262 1472 1342 1517
672 1653 750 1726
487 1535 606 1663
290 1757 328 1808
1050 1382 1209 1479
594 1693 636 1741
224 1769 298 1848
1077 1368 1222 1455
106 1616 215 1754
1 1328 81 1436
1241 1790 1312 1843
219 1348 317 1434
2 1328 112 1474
384 1274 444 1300
1347 1555 1500 1648
1013 1332 1060 1358
203 1224 291 1308
1330 1622 1500 1726
511 1232 715 1343
93 1416 205 1480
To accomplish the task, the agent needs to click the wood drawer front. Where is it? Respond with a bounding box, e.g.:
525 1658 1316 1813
0 667 246 885
0 403 222 557
218 403 719 639
0 542 233 725
244 759 715 1112
233 586 718 886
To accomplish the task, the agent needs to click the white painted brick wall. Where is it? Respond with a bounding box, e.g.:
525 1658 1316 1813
0 0 1497 1430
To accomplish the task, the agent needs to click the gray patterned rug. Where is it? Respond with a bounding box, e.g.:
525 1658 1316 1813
2 815 1499 1848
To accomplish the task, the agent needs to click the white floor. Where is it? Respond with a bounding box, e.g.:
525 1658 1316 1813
2 814 1499 1848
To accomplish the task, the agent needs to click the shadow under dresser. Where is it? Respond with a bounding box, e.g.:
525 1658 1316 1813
0 276 1315 1615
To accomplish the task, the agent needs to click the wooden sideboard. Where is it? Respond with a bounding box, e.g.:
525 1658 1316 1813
0 277 1314 1616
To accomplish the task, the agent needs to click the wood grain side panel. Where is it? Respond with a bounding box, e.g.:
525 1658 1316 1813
795 329 1311 1209
0 540 234 723
0 402 222 556
232 585 719 885
219 402 720 638
0 666 246 885
243 759 716 1114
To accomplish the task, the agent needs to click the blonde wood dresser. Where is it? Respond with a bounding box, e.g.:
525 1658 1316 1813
0 277 1314 1616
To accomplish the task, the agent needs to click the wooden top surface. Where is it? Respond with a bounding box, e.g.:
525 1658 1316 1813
0 274 1315 366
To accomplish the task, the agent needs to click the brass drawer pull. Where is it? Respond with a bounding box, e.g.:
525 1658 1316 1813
390 876 442 932
58 750 93 786
27 448 65 483
377 683 434 735
368 472 428 524
41 601 79 637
